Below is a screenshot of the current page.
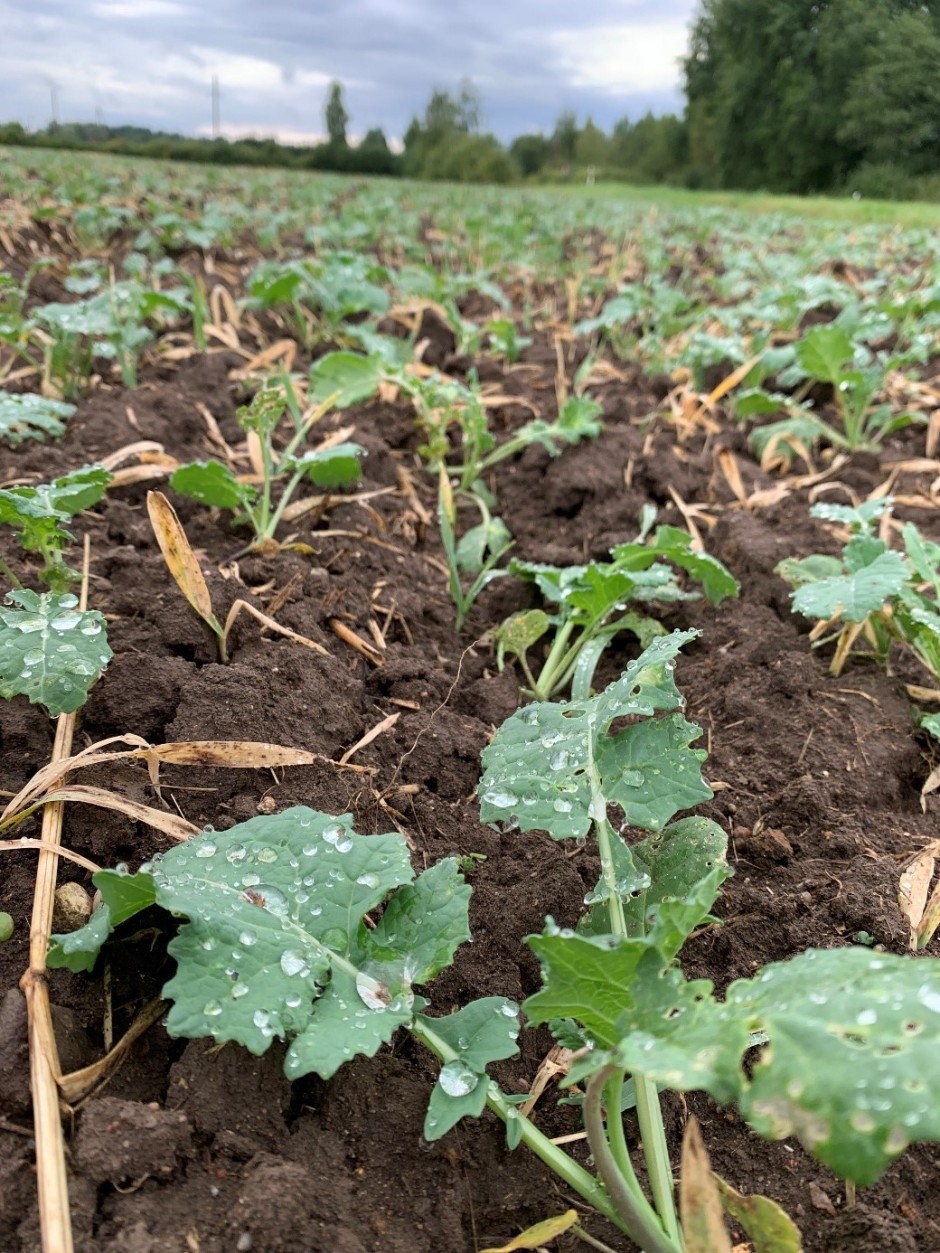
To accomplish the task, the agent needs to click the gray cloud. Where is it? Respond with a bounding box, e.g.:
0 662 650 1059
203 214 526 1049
0 0 697 141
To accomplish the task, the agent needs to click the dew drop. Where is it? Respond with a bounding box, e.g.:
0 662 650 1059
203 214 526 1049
483 789 516 810
252 885 289 915
856 1008 878 1026
257 846 278 864
917 985 940 1014
50 611 82 631
194 843 217 858
231 982 249 999
355 971 391 1011
553 798 573 814
285 993 303 1008
239 931 257 947
225 845 247 864
356 872 381 889
252 1009 270 1029
438 1061 479 1098
203 1000 223 1016
280 950 310 977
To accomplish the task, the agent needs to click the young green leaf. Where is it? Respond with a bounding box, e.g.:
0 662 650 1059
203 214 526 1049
365 857 472 983
291 442 365 489
630 526 741 605
794 324 854 384
170 460 255 511
418 996 521 1140
526 928 747 1104
788 549 907 623
581 816 730 945
0 590 112 714
48 808 474 1087
308 351 384 408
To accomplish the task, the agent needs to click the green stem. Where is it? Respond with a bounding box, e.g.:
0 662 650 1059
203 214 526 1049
534 619 577 700
256 435 276 539
265 467 307 540
635 1080 681 1245
584 1068 682 1253
410 1018 633 1239
589 755 681 1247
0 551 23 590
604 1069 641 1193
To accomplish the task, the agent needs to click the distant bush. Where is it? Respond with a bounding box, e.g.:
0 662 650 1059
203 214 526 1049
844 163 919 202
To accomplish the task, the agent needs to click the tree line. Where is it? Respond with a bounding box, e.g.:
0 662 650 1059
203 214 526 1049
0 79 688 188
4 3 940 199
685 0 940 199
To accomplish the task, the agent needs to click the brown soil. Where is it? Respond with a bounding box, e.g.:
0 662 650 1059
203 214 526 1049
2 320 940 1249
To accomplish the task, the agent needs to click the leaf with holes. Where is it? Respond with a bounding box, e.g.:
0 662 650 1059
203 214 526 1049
479 630 711 839
729 947 940 1185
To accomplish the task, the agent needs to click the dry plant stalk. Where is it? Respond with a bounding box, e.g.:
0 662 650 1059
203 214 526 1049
18 539 94 1253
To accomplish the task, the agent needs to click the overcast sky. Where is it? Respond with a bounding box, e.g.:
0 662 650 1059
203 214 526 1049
0 0 699 143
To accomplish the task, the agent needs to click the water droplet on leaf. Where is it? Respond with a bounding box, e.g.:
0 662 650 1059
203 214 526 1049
438 1061 479 1098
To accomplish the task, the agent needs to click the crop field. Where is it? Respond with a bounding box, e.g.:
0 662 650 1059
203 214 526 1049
3 147 940 1253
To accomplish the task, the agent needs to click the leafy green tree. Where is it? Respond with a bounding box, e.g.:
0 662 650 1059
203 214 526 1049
510 133 551 176
574 118 608 167
324 81 349 147
838 10 940 173
610 112 688 183
551 110 579 162
685 0 940 193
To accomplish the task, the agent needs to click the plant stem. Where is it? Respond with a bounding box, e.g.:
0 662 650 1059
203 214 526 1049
589 754 681 1246
604 1068 643 1193
410 1017 633 1240
534 619 577 700
265 466 307 540
0 551 23 589
584 1068 682 1253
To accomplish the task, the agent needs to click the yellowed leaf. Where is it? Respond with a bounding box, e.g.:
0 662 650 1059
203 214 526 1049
479 1210 579 1253
147 491 223 640
714 1174 803 1251
146 741 319 770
